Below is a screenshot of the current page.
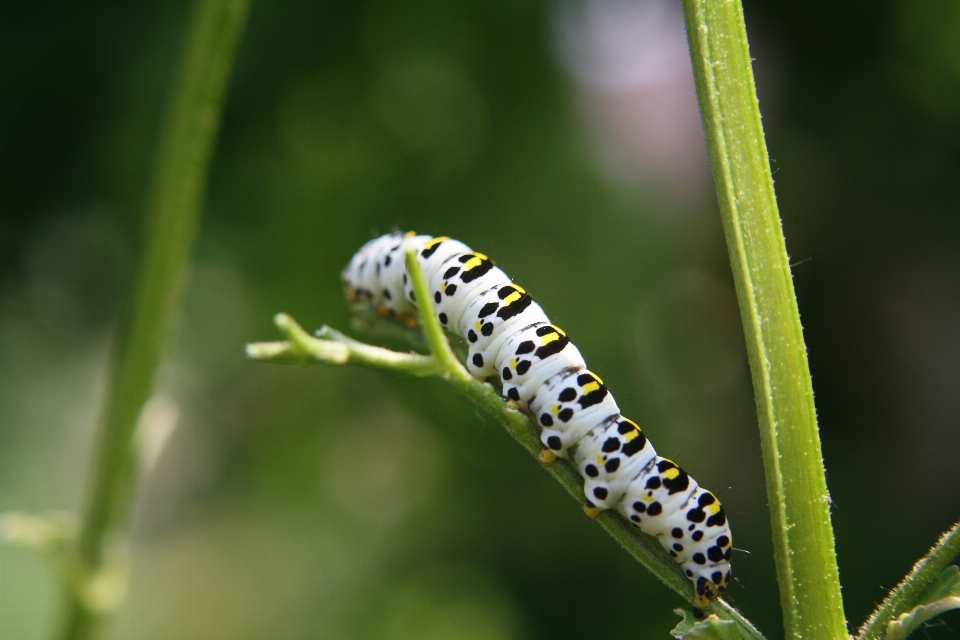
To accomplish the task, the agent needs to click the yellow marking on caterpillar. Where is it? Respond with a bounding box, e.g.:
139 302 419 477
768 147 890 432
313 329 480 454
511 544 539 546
474 252 488 260
663 467 680 480
552 325 565 336
424 236 449 248
475 321 482 330
538 450 557 464
582 381 600 394
624 430 639 442
503 291 523 305
510 358 517 368
552 405 560 414
540 332 560 345
406 231 417 236
463 256 484 270
706 502 721 515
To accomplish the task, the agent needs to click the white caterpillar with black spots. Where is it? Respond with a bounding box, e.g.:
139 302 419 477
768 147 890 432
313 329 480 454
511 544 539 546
342 232 733 606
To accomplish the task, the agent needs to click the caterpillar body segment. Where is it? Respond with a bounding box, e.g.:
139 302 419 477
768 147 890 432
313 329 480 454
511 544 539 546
342 232 733 606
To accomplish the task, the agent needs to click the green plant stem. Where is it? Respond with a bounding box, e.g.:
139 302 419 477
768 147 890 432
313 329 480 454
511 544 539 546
248 265 769 640
404 248 472 381
246 314 444 376
681 1 847 638
858 519 960 640
64 0 249 637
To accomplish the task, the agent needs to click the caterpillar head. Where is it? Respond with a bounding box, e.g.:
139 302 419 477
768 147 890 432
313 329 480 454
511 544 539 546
688 561 732 608
678 489 733 607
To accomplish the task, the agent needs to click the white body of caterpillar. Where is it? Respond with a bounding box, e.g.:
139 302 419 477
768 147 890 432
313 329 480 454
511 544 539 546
342 232 732 606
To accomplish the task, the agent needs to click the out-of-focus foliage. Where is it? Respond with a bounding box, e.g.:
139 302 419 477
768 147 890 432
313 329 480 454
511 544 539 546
1 0 958 638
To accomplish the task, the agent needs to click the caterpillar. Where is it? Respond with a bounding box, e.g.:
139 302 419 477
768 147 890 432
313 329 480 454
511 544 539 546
342 232 732 607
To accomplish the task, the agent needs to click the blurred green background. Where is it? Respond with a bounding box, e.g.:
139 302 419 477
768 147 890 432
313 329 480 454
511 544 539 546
2 0 960 638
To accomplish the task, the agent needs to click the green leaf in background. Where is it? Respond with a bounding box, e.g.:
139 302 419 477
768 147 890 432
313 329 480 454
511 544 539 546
884 566 960 640
671 608 739 640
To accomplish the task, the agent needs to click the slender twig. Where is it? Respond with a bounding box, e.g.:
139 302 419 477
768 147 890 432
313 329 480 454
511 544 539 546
246 314 443 376
247 260 768 640
63 0 249 637
404 248 472 381
858 519 960 640
681 2 847 638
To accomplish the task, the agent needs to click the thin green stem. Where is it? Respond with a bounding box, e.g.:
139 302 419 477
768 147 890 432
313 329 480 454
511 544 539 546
249 307 768 640
249 314 766 639
404 248 472 382
64 0 249 637
858 519 960 640
247 314 444 377
681 1 846 638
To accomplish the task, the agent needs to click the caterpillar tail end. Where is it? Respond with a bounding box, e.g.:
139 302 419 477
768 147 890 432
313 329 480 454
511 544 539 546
537 449 557 465
581 502 601 518
693 595 710 609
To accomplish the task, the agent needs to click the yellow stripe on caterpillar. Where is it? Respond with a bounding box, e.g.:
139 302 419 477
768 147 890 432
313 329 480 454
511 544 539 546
424 236 449 248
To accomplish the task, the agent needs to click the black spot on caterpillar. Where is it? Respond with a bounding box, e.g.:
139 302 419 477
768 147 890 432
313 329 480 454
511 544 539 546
341 232 732 606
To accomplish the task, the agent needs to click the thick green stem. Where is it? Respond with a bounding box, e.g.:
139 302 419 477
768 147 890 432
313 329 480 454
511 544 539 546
858 519 960 640
64 0 249 637
681 1 847 638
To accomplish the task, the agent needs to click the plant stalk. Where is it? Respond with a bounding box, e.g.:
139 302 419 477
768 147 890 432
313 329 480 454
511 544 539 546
681 1 847 638
63 0 249 637
249 309 768 640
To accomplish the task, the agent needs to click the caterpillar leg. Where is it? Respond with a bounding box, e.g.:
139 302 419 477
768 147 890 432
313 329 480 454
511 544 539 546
537 449 557 464
691 605 706 619
581 502 601 518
